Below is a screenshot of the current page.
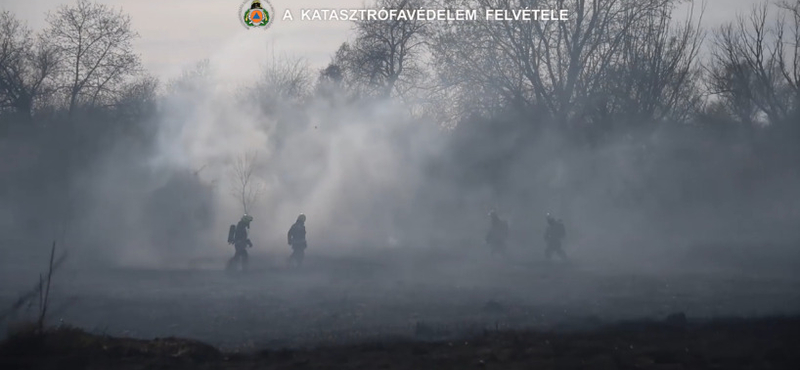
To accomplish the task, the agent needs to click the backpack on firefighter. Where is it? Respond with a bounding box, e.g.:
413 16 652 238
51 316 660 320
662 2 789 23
227 224 236 244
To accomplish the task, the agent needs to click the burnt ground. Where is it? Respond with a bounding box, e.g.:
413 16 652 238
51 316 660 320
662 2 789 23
2 316 800 369
1 242 800 368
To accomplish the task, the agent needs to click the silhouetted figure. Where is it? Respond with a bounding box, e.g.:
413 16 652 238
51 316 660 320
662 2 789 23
544 213 567 260
287 213 307 267
227 214 253 271
485 210 509 255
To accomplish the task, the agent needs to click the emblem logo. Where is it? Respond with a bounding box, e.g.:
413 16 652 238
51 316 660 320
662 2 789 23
240 0 274 30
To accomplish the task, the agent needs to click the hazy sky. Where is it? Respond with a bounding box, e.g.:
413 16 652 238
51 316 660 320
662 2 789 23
2 0 766 83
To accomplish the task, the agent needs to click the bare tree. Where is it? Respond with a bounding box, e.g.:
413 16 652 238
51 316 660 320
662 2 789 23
113 74 159 133
315 61 350 102
335 0 431 99
707 1 798 129
431 0 687 132
598 2 705 125
253 56 312 105
0 11 59 121
428 3 528 123
45 0 141 116
252 57 314 139
167 59 211 95
777 0 800 112
229 150 263 215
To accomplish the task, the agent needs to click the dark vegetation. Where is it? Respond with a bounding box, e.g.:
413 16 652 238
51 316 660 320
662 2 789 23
2 316 800 369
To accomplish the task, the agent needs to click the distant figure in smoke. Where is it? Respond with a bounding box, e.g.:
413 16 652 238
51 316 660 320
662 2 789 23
227 214 254 271
485 210 509 255
544 213 567 260
287 213 307 267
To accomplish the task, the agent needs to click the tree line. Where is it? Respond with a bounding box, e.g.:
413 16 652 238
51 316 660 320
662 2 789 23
2 0 797 142
326 0 799 141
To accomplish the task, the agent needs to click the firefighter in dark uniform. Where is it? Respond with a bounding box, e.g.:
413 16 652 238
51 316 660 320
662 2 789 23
485 210 509 255
287 213 307 267
227 214 253 271
544 213 567 260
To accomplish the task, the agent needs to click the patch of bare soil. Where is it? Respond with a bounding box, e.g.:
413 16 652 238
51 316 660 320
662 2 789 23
2 316 799 370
